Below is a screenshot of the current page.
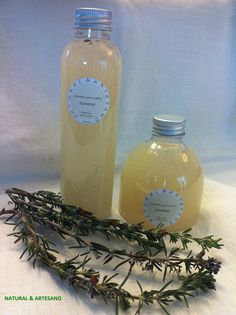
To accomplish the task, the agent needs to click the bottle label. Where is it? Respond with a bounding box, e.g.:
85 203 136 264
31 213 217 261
143 189 184 227
67 77 110 124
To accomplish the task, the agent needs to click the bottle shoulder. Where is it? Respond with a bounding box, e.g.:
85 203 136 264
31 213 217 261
123 139 202 169
127 140 188 155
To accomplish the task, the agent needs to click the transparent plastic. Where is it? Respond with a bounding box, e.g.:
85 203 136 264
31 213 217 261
60 28 121 218
119 136 204 231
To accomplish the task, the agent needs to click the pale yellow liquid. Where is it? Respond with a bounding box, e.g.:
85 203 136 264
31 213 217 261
60 36 121 218
119 139 203 231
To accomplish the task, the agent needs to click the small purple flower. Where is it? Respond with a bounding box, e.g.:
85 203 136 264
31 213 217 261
90 288 98 299
205 258 222 275
144 261 154 272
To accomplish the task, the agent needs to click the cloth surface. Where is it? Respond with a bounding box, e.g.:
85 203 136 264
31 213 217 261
0 178 236 315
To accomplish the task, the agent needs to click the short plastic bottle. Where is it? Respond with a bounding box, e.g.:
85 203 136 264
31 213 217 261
119 114 204 232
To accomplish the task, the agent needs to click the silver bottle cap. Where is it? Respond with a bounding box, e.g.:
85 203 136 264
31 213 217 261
74 8 112 31
152 114 186 137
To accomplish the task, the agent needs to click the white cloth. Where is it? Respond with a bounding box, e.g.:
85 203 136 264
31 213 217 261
0 178 236 315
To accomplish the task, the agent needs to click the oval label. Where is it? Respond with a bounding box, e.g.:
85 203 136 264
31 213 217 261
144 189 184 227
67 77 110 125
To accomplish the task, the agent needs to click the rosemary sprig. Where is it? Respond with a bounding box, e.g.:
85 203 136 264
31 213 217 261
168 229 223 251
1 205 222 281
0 210 218 315
4 188 222 277
5 188 223 252
0 188 223 314
15 208 221 277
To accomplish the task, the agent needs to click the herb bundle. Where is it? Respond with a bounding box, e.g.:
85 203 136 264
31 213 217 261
0 188 223 314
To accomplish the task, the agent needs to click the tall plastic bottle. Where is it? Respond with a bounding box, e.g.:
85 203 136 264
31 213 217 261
60 8 121 218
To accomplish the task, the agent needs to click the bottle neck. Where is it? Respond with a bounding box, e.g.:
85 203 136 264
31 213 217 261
74 28 111 41
151 134 184 144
